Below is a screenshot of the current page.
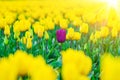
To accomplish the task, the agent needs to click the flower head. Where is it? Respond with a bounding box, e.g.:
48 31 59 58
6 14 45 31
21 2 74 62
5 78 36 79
61 49 92 80
56 29 66 43
80 23 89 34
101 53 120 80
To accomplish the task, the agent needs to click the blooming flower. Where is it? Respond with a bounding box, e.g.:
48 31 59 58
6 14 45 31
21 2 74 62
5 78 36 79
0 50 57 80
33 22 45 38
100 26 109 38
66 27 81 40
61 49 92 80
56 29 66 43
0 17 6 29
101 53 120 80
73 32 81 40
111 27 118 38
94 31 101 40
13 19 31 32
80 23 89 34
66 27 74 40
60 19 69 29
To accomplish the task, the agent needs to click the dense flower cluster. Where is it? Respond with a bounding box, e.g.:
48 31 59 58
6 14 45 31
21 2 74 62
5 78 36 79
0 0 120 80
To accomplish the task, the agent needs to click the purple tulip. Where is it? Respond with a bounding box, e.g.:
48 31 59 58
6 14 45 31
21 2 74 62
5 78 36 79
56 29 66 43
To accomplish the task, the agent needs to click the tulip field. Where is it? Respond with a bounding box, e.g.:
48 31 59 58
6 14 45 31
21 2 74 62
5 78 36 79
0 0 120 80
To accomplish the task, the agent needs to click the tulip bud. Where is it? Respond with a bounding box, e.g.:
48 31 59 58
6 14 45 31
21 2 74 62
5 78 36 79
44 31 49 40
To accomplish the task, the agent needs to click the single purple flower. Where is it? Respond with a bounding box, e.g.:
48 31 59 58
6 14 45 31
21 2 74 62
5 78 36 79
56 29 66 43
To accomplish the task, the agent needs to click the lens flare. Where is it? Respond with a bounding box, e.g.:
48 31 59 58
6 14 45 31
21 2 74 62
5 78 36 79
106 0 118 8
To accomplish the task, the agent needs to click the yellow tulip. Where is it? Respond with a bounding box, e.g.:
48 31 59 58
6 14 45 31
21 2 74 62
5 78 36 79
4 25 10 36
80 23 89 34
44 31 49 40
26 38 32 49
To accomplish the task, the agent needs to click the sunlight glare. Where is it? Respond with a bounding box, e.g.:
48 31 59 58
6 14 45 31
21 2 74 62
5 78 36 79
105 0 118 9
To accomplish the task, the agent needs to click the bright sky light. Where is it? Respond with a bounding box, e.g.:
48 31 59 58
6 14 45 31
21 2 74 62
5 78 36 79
105 0 118 9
